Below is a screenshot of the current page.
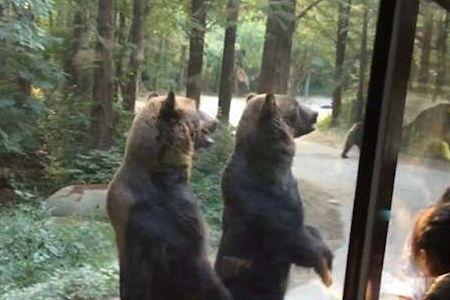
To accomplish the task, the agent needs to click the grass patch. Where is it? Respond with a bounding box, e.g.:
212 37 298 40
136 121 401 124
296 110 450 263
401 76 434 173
0 203 118 299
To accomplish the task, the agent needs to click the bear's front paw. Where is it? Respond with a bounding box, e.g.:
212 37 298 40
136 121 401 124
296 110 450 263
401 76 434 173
313 246 334 287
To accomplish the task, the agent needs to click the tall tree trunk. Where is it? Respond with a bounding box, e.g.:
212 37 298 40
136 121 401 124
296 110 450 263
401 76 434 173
123 0 151 112
0 2 6 17
218 0 240 121
115 10 127 101
258 0 297 94
418 7 434 88
331 0 352 125
152 37 166 89
288 48 312 97
90 0 114 149
177 44 188 91
352 0 369 123
68 8 87 95
186 0 207 106
435 11 449 96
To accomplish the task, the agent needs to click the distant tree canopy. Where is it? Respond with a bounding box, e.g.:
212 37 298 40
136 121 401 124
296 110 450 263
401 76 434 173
0 0 448 158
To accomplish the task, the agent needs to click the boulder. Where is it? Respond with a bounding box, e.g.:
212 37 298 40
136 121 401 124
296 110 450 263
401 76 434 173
46 184 108 219
402 103 450 160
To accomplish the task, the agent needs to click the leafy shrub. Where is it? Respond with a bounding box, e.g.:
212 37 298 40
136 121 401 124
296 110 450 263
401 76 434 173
0 0 62 156
48 148 123 187
1 265 118 300
192 124 235 229
45 95 133 190
0 204 118 297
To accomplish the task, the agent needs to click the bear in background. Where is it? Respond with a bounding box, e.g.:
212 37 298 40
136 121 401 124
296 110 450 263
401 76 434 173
341 121 363 159
215 93 333 300
107 92 232 300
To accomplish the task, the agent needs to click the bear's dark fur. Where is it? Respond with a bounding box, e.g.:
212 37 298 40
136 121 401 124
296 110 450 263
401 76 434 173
215 94 333 300
341 121 363 159
107 92 232 300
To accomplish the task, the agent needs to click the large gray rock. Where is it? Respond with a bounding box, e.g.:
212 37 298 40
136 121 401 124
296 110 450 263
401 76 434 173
46 184 108 219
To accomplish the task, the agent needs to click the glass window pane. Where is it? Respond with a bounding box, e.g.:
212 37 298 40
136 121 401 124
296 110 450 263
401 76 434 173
379 2 450 300
0 0 386 299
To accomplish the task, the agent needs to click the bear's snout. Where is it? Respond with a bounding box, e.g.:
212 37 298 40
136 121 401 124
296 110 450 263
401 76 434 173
199 110 219 134
197 110 218 149
197 134 215 149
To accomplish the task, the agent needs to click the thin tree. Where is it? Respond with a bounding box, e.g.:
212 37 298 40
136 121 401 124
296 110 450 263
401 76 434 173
417 6 434 89
90 0 114 149
218 0 240 121
434 10 449 96
115 4 128 100
186 0 207 106
68 2 88 95
258 0 297 94
331 0 352 125
123 0 151 112
352 0 369 123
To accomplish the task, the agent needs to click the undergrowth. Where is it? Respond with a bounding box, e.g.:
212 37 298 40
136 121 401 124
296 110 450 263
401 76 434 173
0 203 118 299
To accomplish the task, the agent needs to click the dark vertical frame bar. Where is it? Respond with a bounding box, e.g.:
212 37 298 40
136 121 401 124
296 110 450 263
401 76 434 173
343 0 419 299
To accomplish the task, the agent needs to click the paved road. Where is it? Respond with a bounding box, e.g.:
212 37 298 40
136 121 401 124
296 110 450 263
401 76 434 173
287 140 450 299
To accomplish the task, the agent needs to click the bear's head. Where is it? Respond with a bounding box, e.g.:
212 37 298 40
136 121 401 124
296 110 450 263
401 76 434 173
124 92 217 173
245 93 318 138
236 94 318 163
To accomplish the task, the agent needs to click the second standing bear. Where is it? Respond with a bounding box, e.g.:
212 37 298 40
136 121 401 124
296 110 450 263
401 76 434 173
215 93 334 300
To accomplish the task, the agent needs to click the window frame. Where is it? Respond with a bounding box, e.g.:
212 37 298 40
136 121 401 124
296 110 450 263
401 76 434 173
342 0 421 299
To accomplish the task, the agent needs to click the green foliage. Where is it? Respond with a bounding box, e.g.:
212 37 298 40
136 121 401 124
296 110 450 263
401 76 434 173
0 204 118 298
44 92 91 160
192 124 235 229
48 148 123 187
44 94 132 190
236 17 266 91
2 265 118 300
425 139 450 162
0 0 63 156
0 101 45 155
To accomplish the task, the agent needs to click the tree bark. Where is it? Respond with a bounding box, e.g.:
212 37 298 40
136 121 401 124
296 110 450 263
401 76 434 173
352 0 369 123
123 0 151 112
331 0 352 125
176 44 188 91
0 2 6 17
218 0 240 121
288 48 311 97
68 7 87 95
115 10 127 101
258 0 297 94
186 0 207 106
90 0 114 149
434 11 449 96
417 7 434 88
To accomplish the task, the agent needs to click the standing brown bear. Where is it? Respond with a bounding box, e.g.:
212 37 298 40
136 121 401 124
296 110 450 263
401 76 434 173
215 94 333 300
107 92 232 300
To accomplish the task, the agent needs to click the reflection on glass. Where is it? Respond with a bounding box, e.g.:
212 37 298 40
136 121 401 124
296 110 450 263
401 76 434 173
379 2 450 300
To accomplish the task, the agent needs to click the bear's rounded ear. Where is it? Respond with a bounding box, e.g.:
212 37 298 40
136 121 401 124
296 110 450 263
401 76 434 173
260 93 277 119
246 93 256 102
147 92 159 101
159 91 177 120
